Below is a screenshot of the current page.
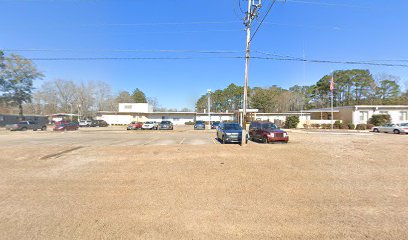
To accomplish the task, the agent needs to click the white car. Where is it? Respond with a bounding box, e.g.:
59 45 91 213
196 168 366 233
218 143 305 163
142 121 159 130
79 120 92 127
372 123 408 134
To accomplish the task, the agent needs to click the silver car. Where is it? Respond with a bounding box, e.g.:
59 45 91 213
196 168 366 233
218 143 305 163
372 123 408 134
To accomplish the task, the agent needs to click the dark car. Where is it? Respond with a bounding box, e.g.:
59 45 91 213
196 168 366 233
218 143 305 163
90 120 109 127
194 120 206 130
127 122 143 130
159 121 174 130
211 121 220 129
53 121 79 131
216 122 245 144
249 121 289 144
5 121 47 131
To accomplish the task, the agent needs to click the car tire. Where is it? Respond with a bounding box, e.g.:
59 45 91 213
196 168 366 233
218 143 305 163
222 136 226 144
21 127 27 131
41 126 47 131
394 129 401 134
263 136 269 144
33 128 37 131
373 128 379 133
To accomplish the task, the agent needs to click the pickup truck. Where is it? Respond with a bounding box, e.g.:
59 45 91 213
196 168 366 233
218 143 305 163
5 121 47 131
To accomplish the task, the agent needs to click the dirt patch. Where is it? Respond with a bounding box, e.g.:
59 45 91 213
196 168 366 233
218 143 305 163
0 130 407 239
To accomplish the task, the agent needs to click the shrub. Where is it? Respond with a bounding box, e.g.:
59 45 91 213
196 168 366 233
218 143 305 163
341 123 350 129
356 124 367 130
347 123 355 130
321 124 331 129
369 114 391 126
334 120 342 129
303 124 310 129
311 123 321 129
284 116 300 129
185 121 195 125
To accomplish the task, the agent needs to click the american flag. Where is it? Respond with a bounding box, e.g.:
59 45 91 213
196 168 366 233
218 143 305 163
330 74 335 92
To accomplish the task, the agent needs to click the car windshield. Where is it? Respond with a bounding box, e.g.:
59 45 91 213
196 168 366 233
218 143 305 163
145 122 153 124
212 122 219 125
161 121 171 124
196 121 204 124
261 123 278 130
224 124 242 130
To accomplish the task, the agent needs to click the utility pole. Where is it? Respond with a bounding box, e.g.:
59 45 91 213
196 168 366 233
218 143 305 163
207 89 211 130
242 0 262 144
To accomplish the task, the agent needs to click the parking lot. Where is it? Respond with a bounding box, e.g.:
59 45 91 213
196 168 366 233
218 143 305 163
1 126 408 239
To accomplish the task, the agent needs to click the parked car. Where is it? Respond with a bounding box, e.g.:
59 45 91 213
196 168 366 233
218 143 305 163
127 122 143 130
249 121 289 143
159 121 173 130
5 121 47 131
53 122 79 131
211 121 220 129
372 123 408 134
194 120 206 130
142 121 159 130
90 120 109 127
79 120 92 127
216 122 245 144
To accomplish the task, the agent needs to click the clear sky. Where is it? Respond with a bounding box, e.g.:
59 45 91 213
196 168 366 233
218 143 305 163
1 0 408 109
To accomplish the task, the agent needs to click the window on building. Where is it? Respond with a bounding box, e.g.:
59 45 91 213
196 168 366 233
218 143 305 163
360 111 368 121
400 112 408 121
379 111 388 114
0 116 4 121
124 105 132 109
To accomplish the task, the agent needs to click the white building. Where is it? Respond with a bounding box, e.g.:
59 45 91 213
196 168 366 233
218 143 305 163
308 105 408 125
119 103 153 113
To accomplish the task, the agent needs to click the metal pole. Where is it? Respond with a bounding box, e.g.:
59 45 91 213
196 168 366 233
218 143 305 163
242 0 253 145
331 72 334 130
207 89 211 130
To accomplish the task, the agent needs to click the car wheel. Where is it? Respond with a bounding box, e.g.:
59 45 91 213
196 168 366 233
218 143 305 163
263 136 269 144
373 128 379 133
21 127 27 131
222 136 226 144
41 126 47 131
394 129 401 134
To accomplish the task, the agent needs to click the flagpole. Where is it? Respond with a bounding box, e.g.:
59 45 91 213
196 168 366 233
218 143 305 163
331 71 334 130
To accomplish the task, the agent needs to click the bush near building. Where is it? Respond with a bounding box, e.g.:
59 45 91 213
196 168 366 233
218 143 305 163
284 116 300 129
369 114 391 126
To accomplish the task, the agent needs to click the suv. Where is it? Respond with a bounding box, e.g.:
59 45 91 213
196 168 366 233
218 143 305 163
90 120 109 127
249 121 289 143
211 121 220 129
5 121 47 131
159 121 173 130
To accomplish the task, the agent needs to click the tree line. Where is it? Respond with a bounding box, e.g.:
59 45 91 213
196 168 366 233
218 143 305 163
196 69 408 113
1 51 187 118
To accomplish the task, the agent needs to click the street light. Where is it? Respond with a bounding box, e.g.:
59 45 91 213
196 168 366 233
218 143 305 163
207 89 211 130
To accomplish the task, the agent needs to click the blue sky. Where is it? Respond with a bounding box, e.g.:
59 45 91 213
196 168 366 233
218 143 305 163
1 0 408 109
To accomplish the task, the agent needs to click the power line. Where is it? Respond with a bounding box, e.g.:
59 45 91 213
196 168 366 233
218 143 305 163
2 49 244 54
250 0 278 42
3 53 408 67
279 0 370 9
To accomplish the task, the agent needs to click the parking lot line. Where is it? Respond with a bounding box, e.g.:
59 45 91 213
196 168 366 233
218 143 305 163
179 138 186 145
212 137 218 144
143 138 158 145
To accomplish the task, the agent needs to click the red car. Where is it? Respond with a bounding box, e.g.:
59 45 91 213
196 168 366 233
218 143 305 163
53 122 79 131
127 122 143 130
249 121 289 143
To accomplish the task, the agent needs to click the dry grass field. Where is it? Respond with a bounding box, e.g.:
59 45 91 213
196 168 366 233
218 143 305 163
0 126 407 239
